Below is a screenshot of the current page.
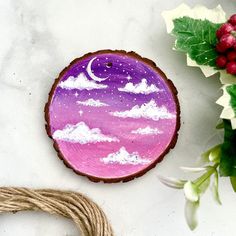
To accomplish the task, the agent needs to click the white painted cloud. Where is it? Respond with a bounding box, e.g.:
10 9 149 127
110 99 175 121
131 126 163 135
59 73 107 90
118 79 161 94
53 122 119 144
101 147 151 165
77 98 109 107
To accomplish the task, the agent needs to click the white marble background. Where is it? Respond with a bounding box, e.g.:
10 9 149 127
1 0 236 235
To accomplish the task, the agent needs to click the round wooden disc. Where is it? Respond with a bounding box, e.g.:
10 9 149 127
45 50 180 183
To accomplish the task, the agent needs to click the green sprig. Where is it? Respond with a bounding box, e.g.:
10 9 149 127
159 147 221 230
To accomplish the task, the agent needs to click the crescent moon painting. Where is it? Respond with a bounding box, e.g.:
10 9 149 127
46 50 180 182
86 57 108 82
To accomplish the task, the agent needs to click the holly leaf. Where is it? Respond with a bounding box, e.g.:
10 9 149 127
230 176 236 192
227 84 236 115
162 4 227 80
172 16 222 67
217 85 236 129
219 120 236 176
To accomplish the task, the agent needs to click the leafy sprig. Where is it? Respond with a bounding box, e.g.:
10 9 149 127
162 4 236 231
159 121 236 230
159 145 221 230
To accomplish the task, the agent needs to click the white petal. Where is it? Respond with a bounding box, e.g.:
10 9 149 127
185 200 199 230
158 176 186 189
180 166 210 173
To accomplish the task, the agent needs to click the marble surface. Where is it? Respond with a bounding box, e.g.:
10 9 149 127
1 0 236 235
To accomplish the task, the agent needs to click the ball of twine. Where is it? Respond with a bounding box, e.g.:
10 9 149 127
0 187 114 236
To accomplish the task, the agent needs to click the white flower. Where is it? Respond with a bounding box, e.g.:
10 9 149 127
184 181 199 202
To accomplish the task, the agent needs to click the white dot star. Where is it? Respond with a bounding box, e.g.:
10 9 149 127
127 75 132 80
74 92 79 97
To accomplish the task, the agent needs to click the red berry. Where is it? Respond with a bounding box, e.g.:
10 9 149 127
220 33 236 49
226 61 236 74
228 14 236 26
216 23 234 39
227 51 236 61
216 42 228 53
216 55 227 68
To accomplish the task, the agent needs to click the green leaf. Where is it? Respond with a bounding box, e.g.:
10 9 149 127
216 121 224 129
172 17 222 67
230 176 236 192
226 84 236 116
198 176 210 195
212 171 222 204
185 200 199 230
219 120 236 176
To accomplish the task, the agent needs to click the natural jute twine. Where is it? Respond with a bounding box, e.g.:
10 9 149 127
0 187 114 236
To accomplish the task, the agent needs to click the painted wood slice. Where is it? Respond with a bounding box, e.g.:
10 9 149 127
45 50 180 182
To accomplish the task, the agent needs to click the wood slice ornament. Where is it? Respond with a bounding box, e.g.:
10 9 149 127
45 50 180 182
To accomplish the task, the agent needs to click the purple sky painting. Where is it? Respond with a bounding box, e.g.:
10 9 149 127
48 51 179 181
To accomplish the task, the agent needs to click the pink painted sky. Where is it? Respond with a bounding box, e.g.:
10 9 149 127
48 52 178 180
